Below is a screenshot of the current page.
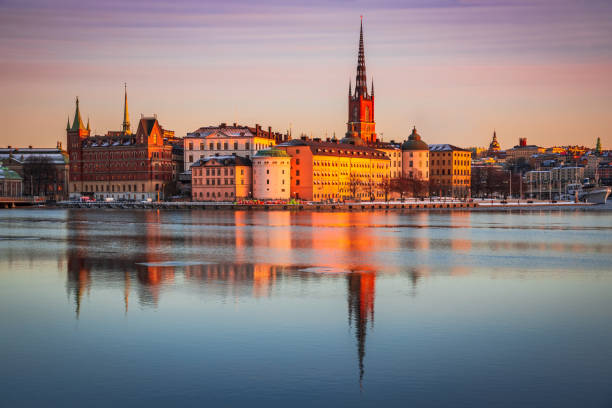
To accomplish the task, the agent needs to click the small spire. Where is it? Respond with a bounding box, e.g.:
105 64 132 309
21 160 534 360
349 79 352 97
71 96 85 131
86 117 90 131
66 116 70 131
371 78 374 97
122 82 131 134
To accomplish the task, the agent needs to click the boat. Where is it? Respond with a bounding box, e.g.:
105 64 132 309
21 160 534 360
579 186 611 204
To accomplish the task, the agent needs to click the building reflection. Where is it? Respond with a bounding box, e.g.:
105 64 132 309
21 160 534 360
347 270 376 386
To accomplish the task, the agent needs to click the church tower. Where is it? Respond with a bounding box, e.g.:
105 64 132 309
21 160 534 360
347 17 376 145
66 97 90 187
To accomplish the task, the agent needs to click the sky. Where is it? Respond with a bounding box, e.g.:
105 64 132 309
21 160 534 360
0 0 611 149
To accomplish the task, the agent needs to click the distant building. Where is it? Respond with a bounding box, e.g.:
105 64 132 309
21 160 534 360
429 144 472 197
487 130 501 155
0 144 69 199
253 149 291 200
506 138 545 162
183 123 287 172
191 155 252 202
276 137 390 201
0 166 22 197
66 87 178 201
401 127 429 181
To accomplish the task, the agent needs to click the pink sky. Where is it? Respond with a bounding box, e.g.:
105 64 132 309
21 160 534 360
1 0 611 149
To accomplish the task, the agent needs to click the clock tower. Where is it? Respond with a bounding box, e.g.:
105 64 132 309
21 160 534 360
347 17 376 145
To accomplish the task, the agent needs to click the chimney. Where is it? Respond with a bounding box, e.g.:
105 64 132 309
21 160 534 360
519 138 527 147
233 122 237 127
29 145 33 149
268 126 272 135
313 137 321 142
326 138 331 142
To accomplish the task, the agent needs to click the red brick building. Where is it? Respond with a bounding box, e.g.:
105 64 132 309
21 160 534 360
345 18 377 145
66 87 176 201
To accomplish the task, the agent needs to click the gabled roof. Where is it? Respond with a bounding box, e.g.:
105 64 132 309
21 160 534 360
429 144 470 152
277 139 390 160
191 155 252 168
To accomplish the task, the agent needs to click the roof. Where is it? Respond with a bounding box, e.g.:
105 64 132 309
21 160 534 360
254 148 290 158
0 148 68 165
402 127 428 151
277 139 390 160
191 155 252 168
0 166 22 180
429 144 471 153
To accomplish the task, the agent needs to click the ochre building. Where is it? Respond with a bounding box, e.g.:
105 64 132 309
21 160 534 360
429 144 472 197
276 138 390 202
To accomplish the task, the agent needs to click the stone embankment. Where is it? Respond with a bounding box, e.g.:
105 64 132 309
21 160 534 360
53 200 593 211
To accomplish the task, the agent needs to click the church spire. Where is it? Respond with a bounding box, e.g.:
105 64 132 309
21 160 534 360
71 97 85 131
122 83 131 134
66 116 71 131
86 117 90 131
349 79 352 97
355 16 368 98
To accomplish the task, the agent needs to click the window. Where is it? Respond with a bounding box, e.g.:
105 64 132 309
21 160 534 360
296 170 300 176
245 142 250 150
224 142 228 150
240 169 244 175
189 155 193 162
217 142 221 149
189 142 193 150
209 143 214 150
234 142 238 150
296 159 300 165
296 179 300 186
266 179 269 185
266 169 270 174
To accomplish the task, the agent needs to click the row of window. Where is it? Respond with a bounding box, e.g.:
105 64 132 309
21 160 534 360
79 183 161 192
195 191 235 199
187 141 273 151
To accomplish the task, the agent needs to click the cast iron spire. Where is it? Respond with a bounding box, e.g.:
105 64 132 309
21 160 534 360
355 16 368 98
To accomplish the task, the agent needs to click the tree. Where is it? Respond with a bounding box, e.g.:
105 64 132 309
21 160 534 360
378 177 393 202
22 156 56 197
347 173 362 201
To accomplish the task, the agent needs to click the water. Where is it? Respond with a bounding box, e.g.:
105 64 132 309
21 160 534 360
1 208 611 407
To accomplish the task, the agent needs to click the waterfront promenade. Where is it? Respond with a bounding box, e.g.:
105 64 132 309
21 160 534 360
50 198 595 211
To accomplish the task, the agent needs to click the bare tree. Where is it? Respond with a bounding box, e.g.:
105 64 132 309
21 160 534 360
378 177 393 202
23 156 56 197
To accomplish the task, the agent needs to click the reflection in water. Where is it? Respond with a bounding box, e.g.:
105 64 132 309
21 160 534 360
347 271 376 386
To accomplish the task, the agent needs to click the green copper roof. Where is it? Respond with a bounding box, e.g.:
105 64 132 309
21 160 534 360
254 148 290 157
0 166 22 180
71 97 86 131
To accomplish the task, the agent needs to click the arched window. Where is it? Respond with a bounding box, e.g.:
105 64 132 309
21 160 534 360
365 106 370 121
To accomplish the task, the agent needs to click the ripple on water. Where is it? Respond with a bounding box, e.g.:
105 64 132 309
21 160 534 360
134 261 212 267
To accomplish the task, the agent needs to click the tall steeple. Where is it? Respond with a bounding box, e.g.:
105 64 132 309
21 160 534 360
346 16 377 145
355 16 368 98
71 97 85 131
122 83 131 134
66 116 71 131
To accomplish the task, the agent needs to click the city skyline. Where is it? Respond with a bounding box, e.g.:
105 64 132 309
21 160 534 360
1 0 611 149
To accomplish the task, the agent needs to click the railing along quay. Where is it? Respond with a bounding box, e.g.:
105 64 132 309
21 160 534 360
56 200 481 211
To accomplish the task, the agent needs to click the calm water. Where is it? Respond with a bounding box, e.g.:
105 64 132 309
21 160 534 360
1 208 611 407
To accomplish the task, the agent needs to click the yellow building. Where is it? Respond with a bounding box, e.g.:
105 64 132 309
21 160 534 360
429 144 472 197
276 138 390 201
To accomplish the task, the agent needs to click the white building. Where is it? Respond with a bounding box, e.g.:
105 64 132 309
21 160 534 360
252 148 291 200
401 127 429 180
183 123 287 172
